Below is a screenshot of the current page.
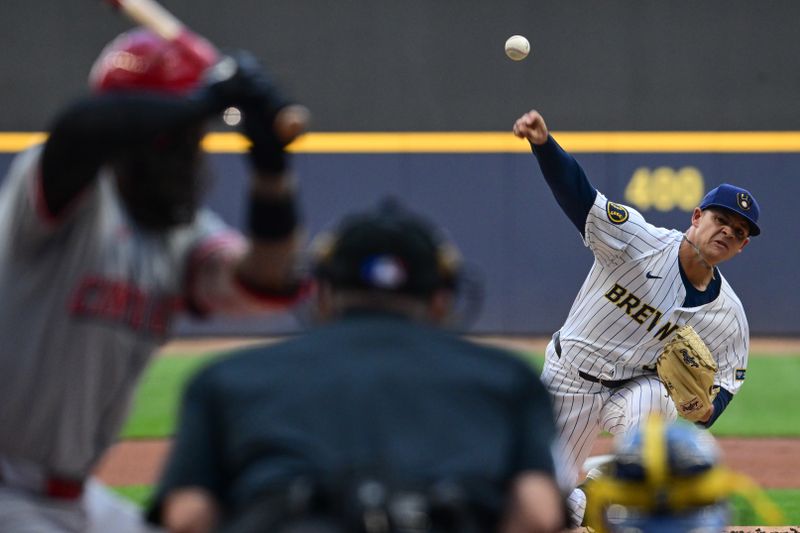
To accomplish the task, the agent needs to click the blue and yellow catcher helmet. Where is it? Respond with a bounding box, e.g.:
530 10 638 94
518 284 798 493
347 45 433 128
583 414 783 533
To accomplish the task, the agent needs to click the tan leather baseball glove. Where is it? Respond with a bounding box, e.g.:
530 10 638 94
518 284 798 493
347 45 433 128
656 325 720 422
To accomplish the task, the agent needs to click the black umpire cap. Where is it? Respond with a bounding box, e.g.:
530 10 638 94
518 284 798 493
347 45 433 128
311 198 461 297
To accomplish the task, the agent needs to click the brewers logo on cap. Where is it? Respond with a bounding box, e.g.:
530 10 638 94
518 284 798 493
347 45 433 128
737 193 752 211
699 183 761 236
606 202 629 224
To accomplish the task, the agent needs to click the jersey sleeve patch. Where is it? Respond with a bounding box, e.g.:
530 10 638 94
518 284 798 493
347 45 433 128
606 201 629 224
735 368 746 381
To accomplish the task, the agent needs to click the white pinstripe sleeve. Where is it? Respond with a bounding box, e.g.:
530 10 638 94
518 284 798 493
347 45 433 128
584 192 675 266
715 309 749 395
688 282 750 395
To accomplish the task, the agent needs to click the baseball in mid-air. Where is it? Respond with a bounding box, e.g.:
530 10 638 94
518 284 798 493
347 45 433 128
504 35 530 61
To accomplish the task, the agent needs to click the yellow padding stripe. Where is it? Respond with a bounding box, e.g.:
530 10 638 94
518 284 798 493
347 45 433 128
212 131 800 153
0 133 48 152
4 131 800 153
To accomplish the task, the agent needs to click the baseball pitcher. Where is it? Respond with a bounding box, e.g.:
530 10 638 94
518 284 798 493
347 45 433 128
512 109 760 527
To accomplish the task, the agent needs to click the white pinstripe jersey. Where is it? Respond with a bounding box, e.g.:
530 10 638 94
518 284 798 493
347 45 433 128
557 192 749 395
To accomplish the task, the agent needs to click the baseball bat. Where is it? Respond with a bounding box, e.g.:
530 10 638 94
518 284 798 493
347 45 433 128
102 0 309 144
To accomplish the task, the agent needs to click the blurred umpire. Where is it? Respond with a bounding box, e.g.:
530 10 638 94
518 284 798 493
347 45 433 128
147 199 568 533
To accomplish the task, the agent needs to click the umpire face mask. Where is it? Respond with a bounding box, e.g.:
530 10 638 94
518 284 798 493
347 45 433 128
114 128 210 231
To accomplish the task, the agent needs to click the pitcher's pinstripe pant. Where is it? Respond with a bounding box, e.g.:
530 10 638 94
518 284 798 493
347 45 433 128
540 341 677 525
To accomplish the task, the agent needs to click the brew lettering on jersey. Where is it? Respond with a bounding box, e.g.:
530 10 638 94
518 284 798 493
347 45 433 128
69 276 183 336
604 283 680 340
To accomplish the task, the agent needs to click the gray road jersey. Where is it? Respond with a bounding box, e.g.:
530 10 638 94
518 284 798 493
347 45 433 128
0 146 235 478
557 192 749 394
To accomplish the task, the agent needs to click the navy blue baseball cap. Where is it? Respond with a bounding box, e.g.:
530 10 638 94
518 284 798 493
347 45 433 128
699 183 761 236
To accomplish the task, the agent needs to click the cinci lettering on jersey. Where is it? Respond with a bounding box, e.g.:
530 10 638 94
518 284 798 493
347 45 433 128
69 276 183 337
604 283 679 340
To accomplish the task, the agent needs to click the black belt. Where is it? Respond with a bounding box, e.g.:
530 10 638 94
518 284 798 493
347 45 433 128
553 331 631 388
553 330 563 357
577 370 631 388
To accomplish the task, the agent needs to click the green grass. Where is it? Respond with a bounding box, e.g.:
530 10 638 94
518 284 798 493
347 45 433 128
123 350 800 439
112 485 153 507
730 489 800 526
120 354 218 438
710 357 800 437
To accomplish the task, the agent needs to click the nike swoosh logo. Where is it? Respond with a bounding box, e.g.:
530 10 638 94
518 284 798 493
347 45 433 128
646 271 663 279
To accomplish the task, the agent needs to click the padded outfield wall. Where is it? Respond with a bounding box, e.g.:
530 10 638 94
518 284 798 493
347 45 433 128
1 134 797 336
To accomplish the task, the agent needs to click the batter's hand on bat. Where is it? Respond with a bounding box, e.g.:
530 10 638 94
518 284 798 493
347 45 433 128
202 52 301 175
201 51 309 145
202 51 285 113
513 110 549 145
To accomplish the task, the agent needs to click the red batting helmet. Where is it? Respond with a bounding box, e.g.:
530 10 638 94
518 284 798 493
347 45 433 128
88 27 217 94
